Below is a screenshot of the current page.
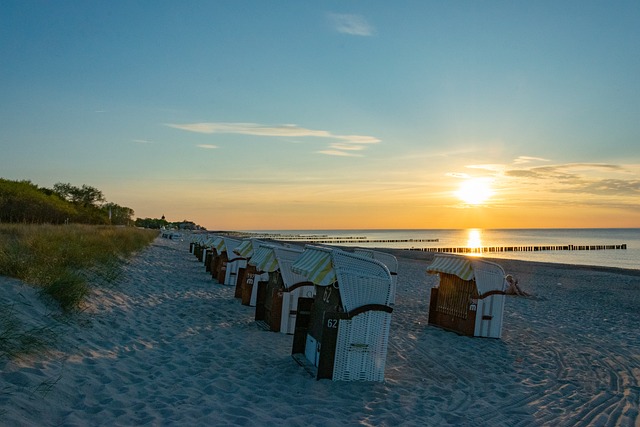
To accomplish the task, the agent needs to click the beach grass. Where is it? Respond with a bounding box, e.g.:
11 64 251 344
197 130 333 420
0 303 58 360
0 224 158 311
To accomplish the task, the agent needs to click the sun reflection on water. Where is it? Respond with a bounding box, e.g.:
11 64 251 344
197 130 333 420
466 229 483 253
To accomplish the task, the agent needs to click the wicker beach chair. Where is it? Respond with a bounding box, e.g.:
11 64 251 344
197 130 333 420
207 236 244 285
353 248 398 305
196 235 217 265
248 244 309 333
426 253 507 338
221 237 245 287
290 245 393 382
191 234 211 261
189 234 204 254
205 236 225 276
234 239 269 306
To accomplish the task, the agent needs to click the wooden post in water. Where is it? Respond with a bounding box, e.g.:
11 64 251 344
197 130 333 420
410 243 627 254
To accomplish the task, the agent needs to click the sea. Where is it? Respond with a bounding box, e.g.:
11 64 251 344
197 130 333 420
248 228 640 271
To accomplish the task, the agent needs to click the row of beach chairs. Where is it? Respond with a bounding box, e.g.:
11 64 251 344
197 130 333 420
189 234 508 382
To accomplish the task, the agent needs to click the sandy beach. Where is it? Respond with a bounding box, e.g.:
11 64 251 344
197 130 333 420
1 236 639 426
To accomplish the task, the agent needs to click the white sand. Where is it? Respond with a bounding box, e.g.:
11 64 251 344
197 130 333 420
1 237 639 426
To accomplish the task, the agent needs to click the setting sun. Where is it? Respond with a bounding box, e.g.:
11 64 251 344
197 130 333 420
455 178 494 205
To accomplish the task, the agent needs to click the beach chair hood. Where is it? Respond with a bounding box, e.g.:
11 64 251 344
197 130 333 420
291 246 336 286
291 245 393 312
222 237 242 256
211 236 225 253
427 254 507 295
234 238 266 258
248 244 276 271
426 254 475 281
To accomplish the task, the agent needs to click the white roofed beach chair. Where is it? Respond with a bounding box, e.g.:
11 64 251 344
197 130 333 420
235 239 269 306
221 237 245 287
426 253 507 338
248 244 311 334
290 245 393 382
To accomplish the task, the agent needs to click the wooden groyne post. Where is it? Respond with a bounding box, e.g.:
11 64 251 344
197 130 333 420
285 238 441 244
409 244 627 254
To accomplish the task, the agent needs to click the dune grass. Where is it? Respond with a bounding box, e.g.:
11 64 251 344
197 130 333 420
0 303 58 360
0 224 158 311
0 223 159 395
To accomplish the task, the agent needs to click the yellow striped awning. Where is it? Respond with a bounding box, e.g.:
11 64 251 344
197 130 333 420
290 246 336 286
234 239 254 257
211 236 226 252
426 254 475 281
248 245 279 272
222 237 242 255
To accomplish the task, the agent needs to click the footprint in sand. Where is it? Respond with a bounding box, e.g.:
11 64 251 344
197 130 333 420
203 378 239 394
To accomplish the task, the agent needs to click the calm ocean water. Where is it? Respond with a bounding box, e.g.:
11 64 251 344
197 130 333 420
250 229 640 271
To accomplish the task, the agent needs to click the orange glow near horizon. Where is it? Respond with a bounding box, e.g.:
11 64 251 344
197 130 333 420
114 168 640 231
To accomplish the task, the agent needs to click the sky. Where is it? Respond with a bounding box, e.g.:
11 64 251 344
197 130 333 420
1 1 639 231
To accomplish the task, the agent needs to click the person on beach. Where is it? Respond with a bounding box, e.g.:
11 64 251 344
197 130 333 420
505 274 530 296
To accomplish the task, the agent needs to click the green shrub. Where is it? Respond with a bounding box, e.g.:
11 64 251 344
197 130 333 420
41 271 89 311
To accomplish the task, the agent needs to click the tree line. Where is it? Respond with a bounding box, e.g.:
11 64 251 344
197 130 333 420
0 178 135 225
133 217 201 230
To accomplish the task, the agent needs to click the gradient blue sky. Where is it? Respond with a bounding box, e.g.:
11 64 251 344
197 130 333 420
1 1 639 230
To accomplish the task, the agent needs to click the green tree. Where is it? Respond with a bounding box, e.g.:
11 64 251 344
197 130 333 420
0 179 136 225
0 179 77 223
102 203 135 226
134 217 169 229
53 183 105 207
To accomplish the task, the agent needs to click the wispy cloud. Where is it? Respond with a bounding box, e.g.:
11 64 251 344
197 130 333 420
327 13 374 36
513 156 550 165
316 149 363 157
197 144 218 149
504 163 639 197
328 143 366 151
505 163 624 180
168 122 330 137
576 178 640 196
446 172 471 179
466 164 505 173
166 121 380 156
132 139 154 144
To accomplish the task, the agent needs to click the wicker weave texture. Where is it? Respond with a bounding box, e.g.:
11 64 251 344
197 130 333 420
436 274 476 319
333 250 392 312
470 260 507 338
353 249 398 304
470 259 507 295
332 311 391 382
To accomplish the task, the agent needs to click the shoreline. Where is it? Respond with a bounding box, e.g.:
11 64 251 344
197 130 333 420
1 236 639 426
245 227 640 271
295 240 640 277
373 247 640 277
